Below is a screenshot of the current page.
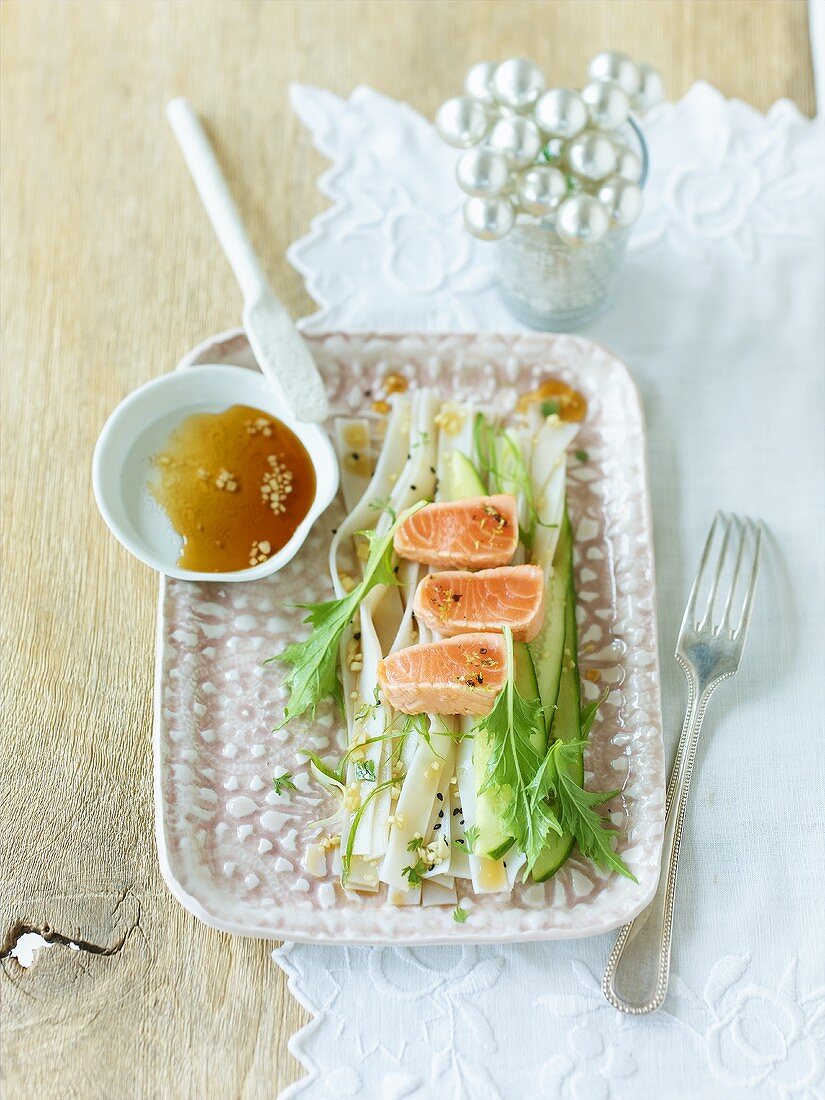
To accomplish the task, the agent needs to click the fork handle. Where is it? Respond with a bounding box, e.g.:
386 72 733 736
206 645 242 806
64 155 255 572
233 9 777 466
602 670 713 1013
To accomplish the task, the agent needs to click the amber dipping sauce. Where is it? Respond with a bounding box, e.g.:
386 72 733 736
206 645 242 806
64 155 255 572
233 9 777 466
150 404 316 573
517 378 587 422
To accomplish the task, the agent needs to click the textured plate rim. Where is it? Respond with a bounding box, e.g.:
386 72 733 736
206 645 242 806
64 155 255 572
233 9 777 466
153 328 664 945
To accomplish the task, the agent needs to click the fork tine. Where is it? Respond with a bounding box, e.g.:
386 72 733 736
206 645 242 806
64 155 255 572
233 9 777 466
681 512 723 631
699 514 733 629
717 516 745 632
732 520 762 638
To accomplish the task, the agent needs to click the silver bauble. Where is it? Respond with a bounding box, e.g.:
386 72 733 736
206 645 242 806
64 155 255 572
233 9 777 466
464 61 498 105
487 115 543 168
565 131 618 182
581 80 631 131
435 96 489 148
516 165 568 216
463 195 516 240
455 146 510 197
635 63 665 112
596 176 643 227
587 50 641 97
534 88 588 139
614 146 643 184
555 194 610 247
491 58 546 110
542 136 567 161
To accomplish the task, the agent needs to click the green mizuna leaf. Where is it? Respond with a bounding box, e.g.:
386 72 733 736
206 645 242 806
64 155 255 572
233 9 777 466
354 760 376 782
273 503 424 725
475 635 633 881
474 628 563 873
530 738 636 882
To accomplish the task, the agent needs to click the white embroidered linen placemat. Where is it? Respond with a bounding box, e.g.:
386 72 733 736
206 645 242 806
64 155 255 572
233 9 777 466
273 81 825 1100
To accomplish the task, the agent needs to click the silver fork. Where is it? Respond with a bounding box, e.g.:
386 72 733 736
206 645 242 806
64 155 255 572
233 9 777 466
602 513 763 1014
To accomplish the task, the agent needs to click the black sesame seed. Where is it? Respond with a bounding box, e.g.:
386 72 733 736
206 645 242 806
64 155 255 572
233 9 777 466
354 631 361 640
429 466 436 474
410 484 417 491
452 808 460 816
460 819 465 826
433 823 441 831
436 792 443 801
438 809 444 819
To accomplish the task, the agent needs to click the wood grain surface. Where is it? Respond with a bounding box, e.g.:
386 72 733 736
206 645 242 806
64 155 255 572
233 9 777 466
0 1 814 1096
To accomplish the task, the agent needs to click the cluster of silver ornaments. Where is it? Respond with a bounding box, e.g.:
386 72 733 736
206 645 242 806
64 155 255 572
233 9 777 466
435 51 663 245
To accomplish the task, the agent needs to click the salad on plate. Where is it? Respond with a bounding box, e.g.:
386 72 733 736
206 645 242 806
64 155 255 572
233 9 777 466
272 384 635 913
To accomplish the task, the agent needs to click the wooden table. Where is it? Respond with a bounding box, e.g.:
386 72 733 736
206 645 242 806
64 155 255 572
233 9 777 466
0 1 814 1095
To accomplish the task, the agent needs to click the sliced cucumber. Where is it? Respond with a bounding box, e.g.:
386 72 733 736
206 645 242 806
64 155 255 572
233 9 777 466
475 643 544 860
514 642 545 753
528 511 572 720
473 725 510 859
444 450 485 502
531 514 584 883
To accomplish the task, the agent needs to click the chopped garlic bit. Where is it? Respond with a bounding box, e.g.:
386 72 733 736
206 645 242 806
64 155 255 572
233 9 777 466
249 539 273 566
348 727 368 761
339 573 356 593
245 416 274 437
434 402 466 435
425 834 449 864
344 783 361 811
345 638 363 674
260 454 294 514
215 468 238 491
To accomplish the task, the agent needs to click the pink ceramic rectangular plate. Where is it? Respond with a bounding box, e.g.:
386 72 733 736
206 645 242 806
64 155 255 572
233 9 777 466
154 330 665 945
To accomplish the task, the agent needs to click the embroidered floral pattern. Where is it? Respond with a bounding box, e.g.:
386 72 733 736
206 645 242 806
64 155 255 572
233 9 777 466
277 944 825 1100
631 84 825 260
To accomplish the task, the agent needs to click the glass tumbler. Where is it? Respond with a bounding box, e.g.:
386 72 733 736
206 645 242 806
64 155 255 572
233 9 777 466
496 120 648 331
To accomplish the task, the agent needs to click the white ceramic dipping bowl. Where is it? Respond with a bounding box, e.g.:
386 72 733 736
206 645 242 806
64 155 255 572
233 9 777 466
92 364 338 582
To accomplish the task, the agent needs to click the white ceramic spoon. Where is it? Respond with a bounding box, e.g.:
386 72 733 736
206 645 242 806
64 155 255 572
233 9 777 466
166 97 328 424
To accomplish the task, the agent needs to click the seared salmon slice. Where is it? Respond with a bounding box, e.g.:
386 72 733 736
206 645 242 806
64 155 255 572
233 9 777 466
377 633 506 715
413 564 545 643
393 495 519 569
